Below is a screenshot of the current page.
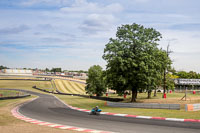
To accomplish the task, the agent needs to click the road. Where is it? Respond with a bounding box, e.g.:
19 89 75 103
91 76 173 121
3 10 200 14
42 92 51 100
2 89 200 133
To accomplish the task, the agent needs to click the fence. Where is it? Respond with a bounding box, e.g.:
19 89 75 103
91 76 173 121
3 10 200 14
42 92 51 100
107 101 180 110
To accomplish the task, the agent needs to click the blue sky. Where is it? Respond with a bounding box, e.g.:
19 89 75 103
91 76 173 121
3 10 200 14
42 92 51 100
0 0 200 72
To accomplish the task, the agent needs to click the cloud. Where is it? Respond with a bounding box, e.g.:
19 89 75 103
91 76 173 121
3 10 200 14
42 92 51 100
60 0 123 14
169 23 200 31
20 0 70 7
0 25 30 35
79 14 116 33
41 37 64 42
133 0 150 3
37 24 54 30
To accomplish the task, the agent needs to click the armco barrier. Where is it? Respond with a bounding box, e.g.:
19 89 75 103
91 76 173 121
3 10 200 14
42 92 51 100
32 86 55 93
55 92 123 102
0 94 30 100
0 78 51 81
32 86 123 102
185 104 200 111
107 101 180 110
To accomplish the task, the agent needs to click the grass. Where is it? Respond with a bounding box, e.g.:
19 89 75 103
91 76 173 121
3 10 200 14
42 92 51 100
0 96 35 125
56 94 200 120
54 79 86 94
105 92 200 105
0 90 26 97
0 80 52 94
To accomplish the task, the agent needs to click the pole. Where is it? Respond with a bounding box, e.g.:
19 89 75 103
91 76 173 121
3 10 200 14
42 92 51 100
185 86 187 101
163 44 172 98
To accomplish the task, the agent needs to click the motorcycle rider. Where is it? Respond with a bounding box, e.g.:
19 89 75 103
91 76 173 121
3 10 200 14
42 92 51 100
94 106 99 112
92 106 99 112
90 106 101 115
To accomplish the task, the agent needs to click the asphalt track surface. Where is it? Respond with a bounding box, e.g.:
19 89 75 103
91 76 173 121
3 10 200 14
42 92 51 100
2 89 200 133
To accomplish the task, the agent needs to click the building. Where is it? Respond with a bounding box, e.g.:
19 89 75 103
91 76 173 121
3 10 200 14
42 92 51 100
0 69 33 76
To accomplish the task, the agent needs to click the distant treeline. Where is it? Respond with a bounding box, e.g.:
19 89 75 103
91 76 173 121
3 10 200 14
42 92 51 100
172 70 200 79
44 68 88 73
0 65 9 70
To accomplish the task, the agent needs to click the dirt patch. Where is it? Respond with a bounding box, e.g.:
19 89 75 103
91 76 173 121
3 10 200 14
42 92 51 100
0 98 79 133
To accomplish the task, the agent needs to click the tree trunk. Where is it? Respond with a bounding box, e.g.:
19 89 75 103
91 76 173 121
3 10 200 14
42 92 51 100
163 71 166 98
136 90 138 98
147 90 151 99
154 88 157 97
131 88 137 102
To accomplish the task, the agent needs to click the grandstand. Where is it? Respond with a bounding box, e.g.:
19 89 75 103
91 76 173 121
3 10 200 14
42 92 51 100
0 69 33 76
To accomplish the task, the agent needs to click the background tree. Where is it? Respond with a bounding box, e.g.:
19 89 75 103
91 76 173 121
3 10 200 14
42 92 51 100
85 65 106 96
174 71 200 79
51 68 62 73
144 48 166 99
166 73 175 92
103 23 163 102
45 68 50 72
0 65 8 70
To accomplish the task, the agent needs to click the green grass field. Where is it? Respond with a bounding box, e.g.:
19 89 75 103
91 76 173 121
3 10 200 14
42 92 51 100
56 94 200 120
0 90 26 97
108 92 200 105
54 79 86 94
0 80 52 94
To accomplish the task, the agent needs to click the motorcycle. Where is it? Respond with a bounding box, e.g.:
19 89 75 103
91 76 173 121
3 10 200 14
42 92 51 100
89 108 102 115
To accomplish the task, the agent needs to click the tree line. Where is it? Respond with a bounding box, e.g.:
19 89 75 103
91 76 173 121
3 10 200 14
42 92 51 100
172 70 200 79
0 65 9 70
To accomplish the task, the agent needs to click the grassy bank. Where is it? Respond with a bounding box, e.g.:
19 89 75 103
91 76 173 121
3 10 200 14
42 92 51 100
0 90 26 97
119 92 200 105
0 96 35 125
0 80 52 94
56 94 200 120
54 79 86 94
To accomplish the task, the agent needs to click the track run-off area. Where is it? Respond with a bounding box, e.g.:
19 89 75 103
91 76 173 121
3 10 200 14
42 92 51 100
1 88 199 133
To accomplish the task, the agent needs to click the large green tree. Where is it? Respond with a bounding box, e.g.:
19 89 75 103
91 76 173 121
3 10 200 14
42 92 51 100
85 65 106 96
103 23 163 102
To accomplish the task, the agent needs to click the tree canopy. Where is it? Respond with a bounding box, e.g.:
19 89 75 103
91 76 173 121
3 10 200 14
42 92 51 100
103 23 171 102
85 65 106 96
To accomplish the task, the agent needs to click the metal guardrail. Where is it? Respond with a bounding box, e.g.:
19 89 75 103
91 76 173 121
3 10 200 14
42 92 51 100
107 101 180 110
0 79 51 81
0 91 30 100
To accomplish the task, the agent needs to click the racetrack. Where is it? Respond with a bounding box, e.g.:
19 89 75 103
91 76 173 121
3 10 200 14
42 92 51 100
5 89 200 133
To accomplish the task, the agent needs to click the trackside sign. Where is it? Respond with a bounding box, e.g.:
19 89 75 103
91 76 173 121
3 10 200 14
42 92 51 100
174 79 200 85
185 104 200 111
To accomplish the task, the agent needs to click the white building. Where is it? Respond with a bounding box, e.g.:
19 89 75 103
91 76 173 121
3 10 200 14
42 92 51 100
1 69 33 76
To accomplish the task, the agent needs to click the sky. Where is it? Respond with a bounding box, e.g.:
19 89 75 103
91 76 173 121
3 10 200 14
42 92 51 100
0 0 200 72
